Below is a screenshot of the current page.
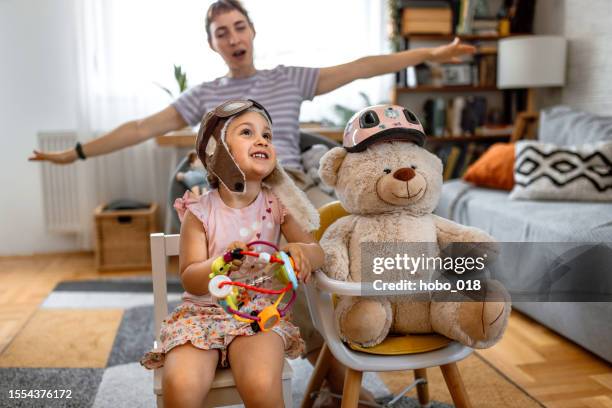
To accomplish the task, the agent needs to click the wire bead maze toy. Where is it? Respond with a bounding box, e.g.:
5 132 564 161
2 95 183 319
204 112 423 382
208 240 299 332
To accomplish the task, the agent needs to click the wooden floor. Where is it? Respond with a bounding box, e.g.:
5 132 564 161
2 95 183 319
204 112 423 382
1 252 611 407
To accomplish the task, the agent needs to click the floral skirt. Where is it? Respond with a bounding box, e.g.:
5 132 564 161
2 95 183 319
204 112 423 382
140 296 304 369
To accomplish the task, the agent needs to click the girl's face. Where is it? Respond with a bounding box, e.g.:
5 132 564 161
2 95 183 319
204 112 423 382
208 10 255 73
225 111 276 182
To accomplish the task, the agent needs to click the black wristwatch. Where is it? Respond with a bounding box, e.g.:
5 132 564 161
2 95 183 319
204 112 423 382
75 142 87 160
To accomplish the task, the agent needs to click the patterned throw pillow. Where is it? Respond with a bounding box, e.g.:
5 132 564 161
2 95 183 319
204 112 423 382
510 141 612 201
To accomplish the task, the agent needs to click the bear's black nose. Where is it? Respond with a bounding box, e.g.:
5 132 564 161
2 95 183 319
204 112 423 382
393 167 416 181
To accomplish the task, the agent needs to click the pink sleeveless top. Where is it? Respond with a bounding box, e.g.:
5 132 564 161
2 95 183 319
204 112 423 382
174 187 287 304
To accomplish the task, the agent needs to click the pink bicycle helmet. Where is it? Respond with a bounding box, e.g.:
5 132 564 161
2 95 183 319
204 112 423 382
343 104 426 152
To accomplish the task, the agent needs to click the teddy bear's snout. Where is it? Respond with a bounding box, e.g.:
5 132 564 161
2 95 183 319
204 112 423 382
393 167 416 181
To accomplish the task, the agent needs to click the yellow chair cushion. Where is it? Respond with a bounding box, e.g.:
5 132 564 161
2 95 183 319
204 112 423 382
318 202 453 356
315 201 350 241
347 333 451 355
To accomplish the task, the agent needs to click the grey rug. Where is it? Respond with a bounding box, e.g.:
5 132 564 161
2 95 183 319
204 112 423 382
0 279 452 407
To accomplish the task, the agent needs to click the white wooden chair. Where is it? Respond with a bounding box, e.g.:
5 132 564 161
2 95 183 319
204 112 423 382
150 232 293 408
300 202 474 408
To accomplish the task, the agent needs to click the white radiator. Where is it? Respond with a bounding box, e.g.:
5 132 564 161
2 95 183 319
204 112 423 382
38 132 81 233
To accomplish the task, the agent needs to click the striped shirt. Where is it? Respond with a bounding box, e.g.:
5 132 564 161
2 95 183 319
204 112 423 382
173 65 320 170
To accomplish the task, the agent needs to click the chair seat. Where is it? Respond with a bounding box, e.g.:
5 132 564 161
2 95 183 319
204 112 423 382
154 360 293 396
347 333 451 355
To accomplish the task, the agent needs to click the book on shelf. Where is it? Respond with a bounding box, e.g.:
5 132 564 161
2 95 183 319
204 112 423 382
456 0 477 34
400 0 450 8
457 142 478 176
394 36 409 86
401 3 452 35
443 146 462 180
475 54 496 87
434 142 491 180
425 95 491 138
403 7 452 21
472 18 499 30
476 45 498 54
403 20 453 35
423 97 447 137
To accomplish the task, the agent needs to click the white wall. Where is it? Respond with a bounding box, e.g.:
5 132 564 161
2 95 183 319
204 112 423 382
534 0 612 114
0 0 81 255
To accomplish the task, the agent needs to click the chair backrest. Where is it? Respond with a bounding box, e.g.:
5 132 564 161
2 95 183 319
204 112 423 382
314 201 349 241
304 201 348 333
150 233 180 345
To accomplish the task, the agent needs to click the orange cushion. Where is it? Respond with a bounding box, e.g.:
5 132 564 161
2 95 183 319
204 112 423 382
463 143 515 190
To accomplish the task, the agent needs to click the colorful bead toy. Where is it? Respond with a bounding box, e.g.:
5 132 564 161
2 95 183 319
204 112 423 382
208 240 299 332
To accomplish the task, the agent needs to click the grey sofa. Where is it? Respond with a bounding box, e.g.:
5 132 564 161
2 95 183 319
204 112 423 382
435 106 612 363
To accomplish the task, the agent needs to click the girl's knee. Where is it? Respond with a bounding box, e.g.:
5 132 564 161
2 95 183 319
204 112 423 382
162 369 202 395
238 373 283 404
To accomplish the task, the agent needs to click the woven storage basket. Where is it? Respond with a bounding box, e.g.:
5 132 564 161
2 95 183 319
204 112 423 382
94 203 158 271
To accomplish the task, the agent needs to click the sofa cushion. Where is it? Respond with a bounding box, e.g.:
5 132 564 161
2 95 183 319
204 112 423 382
438 179 612 242
510 140 612 202
539 105 612 145
463 143 515 190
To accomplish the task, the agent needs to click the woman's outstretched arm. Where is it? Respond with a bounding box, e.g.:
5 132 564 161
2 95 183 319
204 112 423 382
29 104 187 164
315 37 476 96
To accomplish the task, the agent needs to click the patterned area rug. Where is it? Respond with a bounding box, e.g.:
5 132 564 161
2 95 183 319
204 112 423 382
0 278 541 407
0 278 391 407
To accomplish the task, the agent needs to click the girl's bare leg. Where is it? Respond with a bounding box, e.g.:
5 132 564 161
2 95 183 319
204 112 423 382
162 343 219 408
229 331 285 408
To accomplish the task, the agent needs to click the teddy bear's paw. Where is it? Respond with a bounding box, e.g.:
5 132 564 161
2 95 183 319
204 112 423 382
337 298 392 347
481 300 507 340
455 299 508 347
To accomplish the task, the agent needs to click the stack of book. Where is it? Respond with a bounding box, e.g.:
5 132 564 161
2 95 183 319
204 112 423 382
436 143 490 180
472 18 499 36
401 1 452 35
423 96 492 137
475 54 497 87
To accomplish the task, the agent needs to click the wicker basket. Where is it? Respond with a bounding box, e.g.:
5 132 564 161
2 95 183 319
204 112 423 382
94 203 159 271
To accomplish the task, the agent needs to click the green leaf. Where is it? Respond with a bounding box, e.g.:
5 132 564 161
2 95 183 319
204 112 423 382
154 82 174 99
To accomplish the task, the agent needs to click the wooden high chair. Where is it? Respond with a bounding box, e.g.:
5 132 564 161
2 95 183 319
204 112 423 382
149 233 293 408
300 202 474 408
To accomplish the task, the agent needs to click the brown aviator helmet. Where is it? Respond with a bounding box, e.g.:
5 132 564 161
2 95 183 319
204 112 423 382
194 99 319 233
195 99 273 193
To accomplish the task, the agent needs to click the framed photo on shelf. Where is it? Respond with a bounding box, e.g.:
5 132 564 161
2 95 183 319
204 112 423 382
441 63 472 86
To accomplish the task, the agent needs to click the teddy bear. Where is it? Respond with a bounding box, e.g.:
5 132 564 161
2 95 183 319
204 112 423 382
318 104 510 349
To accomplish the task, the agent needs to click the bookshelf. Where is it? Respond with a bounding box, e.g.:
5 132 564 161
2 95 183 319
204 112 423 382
427 134 509 143
404 33 526 41
393 85 498 101
391 1 535 180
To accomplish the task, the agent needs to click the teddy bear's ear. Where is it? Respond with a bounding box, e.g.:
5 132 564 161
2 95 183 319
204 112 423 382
319 147 347 188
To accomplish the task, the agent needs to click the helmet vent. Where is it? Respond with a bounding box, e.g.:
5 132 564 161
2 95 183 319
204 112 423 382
403 109 420 124
359 110 380 128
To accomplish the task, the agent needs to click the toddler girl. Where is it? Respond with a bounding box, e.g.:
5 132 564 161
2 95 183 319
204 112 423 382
141 99 323 408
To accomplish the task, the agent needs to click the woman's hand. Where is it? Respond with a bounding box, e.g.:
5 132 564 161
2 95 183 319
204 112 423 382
428 37 477 64
282 243 312 283
225 241 250 271
28 149 77 165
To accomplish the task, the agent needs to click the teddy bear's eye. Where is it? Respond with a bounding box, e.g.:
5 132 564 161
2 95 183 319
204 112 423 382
383 168 391 174
411 165 417 169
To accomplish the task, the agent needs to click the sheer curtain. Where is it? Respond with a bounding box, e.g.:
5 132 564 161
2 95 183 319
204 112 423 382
72 0 389 247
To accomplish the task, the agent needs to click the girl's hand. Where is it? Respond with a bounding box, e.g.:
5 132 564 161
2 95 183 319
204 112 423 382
428 37 476 64
29 149 78 165
282 243 312 283
225 241 249 271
